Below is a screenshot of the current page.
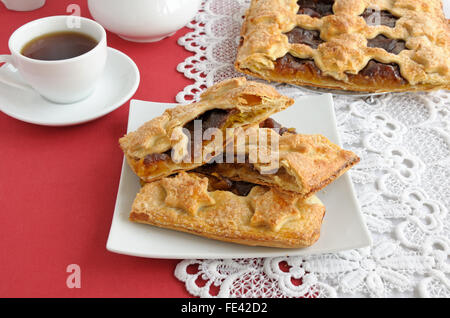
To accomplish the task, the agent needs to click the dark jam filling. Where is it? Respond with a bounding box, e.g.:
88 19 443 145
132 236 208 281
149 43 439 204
367 34 405 55
183 108 238 158
259 118 297 135
143 150 171 166
142 109 237 166
274 53 322 74
361 9 398 28
284 27 324 49
297 0 334 18
356 60 405 83
200 171 257 196
183 109 236 136
275 53 406 84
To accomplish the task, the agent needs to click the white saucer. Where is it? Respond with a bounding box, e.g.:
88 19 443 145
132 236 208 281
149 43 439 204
0 47 140 126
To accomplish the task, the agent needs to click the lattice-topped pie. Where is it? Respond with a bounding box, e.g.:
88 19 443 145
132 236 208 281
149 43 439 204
235 0 450 92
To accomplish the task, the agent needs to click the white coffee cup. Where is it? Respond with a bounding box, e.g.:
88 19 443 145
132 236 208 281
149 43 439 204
0 16 107 104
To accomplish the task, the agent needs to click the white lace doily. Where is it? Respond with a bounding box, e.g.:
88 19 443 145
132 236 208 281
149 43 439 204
174 0 450 298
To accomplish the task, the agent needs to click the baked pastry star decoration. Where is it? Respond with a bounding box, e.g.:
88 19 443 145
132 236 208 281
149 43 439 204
250 188 300 232
161 172 215 216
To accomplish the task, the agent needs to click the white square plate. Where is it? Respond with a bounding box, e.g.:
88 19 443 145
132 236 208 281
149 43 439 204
107 95 372 259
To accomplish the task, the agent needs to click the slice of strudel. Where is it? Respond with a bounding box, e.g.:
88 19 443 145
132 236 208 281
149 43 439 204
119 77 294 182
130 171 326 248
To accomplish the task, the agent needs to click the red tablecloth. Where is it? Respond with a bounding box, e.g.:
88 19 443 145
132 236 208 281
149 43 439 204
0 0 194 297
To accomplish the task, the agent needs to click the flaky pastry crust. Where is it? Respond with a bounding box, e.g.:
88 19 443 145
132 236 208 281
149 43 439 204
235 0 450 92
130 172 326 248
119 77 294 182
195 126 360 196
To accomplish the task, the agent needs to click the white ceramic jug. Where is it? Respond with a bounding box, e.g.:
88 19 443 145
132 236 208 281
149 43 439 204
87 0 201 42
1 0 45 11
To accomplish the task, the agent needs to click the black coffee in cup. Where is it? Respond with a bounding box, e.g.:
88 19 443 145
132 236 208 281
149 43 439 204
21 31 98 61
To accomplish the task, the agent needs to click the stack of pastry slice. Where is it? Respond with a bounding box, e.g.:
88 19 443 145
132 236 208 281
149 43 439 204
119 77 359 248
